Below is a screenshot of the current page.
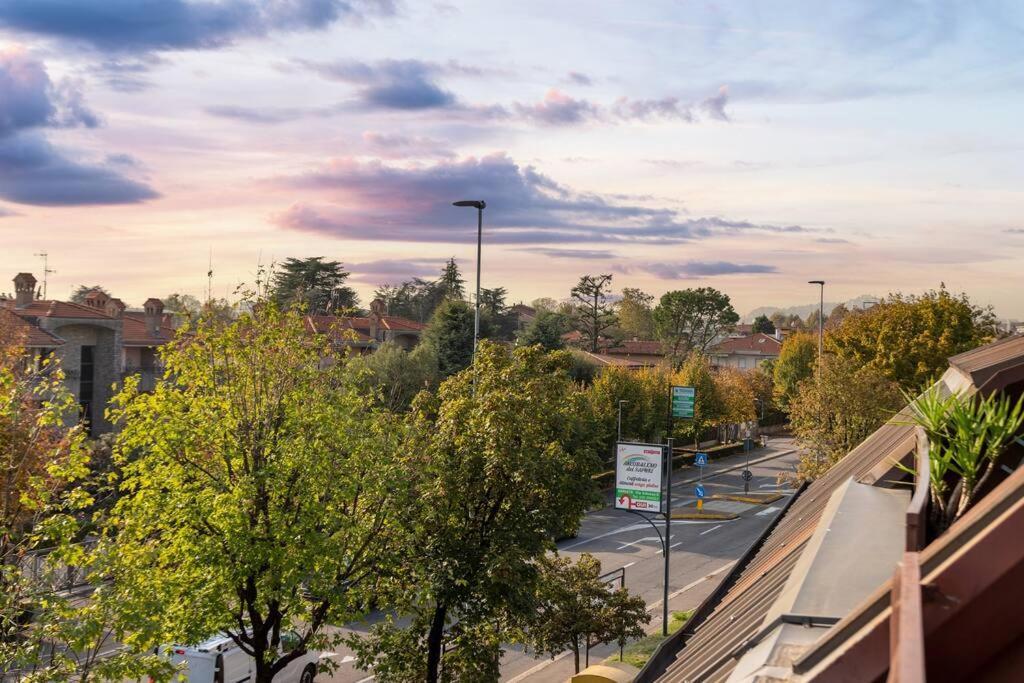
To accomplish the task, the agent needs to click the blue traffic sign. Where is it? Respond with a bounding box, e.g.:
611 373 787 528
695 452 708 467
695 484 706 499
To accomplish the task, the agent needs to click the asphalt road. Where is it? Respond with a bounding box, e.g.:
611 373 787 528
322 438 801 683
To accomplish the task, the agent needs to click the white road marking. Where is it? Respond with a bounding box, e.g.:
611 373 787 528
756 505 781 517
355 677 375 683
622 561 637 569
700 524 723 535
338 655 357 664
617 535 665 550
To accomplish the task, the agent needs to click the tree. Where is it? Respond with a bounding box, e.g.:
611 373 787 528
272 256 358 313
479 286 517 341
348 341 438 413
352 343 601 682
585 367 671 461
438 257 465 300
653 288 739 368
162 292 201 326
616 288 655 339
104 302 404 683
826 285 996 390
69 285 108 304
374 278 446 323
826 303 850 329
531 297 558 313
714 367 757 430
670 353 724 445
526 554 649 673
570 274 617 353
752 314 775 334
788 355 902 479
519 310 571 352
422 298 475 379
769 311 788 331
772 332 817 410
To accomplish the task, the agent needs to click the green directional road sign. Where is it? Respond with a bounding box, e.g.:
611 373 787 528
671 385 695 419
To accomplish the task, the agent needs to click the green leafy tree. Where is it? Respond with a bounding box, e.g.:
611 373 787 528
479 286 517 340
769 311 788 331
104 302 404 683
570 274 617 352
519 310 571 352
526 553 649 673
653 288 739 368
272 256 358 313
826 303 850 329
772 332 817 410
789 355 903 479
69 285 108 304
752 314 775 334
374 278 446 323
352 343 601 682
439 257 465 300
585 367 671 462
348 341 438 413
616 288 655 339
671 353 724 445
422 298 475 379
826 285 996 389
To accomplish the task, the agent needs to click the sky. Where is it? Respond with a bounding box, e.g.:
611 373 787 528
1 0 1022 318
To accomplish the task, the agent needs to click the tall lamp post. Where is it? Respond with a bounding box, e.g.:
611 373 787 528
453 200 487 363
808 280 825 376
617 400 628 442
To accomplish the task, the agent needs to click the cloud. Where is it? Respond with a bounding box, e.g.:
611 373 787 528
520 248 617 260
0 48 99 136
612 96 693 122
815 237 851 244
0 0 396 53
0 133 159 206
294 58 460 110
274 153 811 245
514 89 599 125
700 85 729 121
0 204 17 216
565 71 593 86
362 131 455 159
630 261 778 279
90 55 165 92
1005 228 1024 234
204 102 348 124
349 257 447 283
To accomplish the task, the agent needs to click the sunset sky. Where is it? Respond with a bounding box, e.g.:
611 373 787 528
1 1 1022 317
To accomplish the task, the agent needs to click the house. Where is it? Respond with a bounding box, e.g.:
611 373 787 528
304 298 426 354
638 334 1024 683
709 332 782 370
1 273 173 434
510 303 537 333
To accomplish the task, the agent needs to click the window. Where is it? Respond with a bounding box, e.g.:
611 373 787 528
80 345 95 435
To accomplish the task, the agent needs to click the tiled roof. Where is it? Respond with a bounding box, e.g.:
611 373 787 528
0 308 64 347
2 299 115 320
604 340 666 356
712 332 782 355
121 312 176 346
305 314 426 343
573 349 649 369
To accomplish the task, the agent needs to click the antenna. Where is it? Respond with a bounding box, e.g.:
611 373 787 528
207 248 213 303
34 251 56 299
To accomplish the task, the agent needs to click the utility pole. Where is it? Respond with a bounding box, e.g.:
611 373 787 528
34 252 55 299
808 280 825 377
617 400 628 442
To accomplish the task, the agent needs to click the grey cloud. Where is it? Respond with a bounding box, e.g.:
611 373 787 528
566 71 593 86
295 58 459 110
0 49 99 136
274 153 812 245
362 131 455 159
700 85 729 121
349 257 447 283
514 90 599 125
612 96 693 122
0 0 396 53
1005 228 1024 234
0 133 159 206
632 261 778 279
520 248 617 260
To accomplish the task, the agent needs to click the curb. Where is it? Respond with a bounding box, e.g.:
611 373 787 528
670 511 739 521
710 493 784 505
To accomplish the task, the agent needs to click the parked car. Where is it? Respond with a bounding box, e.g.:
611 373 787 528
165 631 318 683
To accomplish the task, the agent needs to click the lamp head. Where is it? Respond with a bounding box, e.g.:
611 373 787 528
808 280 825 285
453 200 486 209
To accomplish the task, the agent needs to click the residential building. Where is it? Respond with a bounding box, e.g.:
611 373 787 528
304 298 426 354
1 273 173 434
709 332 782 370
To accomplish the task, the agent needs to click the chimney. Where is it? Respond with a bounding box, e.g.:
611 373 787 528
143 298 165 337
13 273 36 308
105 297 126 318
369 298 385 341
84 288 109 310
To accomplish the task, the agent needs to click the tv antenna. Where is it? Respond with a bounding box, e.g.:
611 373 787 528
34 251 56 299
207 248 213 303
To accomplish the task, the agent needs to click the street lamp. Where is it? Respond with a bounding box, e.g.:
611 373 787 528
808 280 825 376
453 200 486 364
617 400 628 442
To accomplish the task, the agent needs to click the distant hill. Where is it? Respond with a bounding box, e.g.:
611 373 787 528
744 295 880 323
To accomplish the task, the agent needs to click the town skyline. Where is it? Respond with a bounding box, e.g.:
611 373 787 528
2 1 1023 316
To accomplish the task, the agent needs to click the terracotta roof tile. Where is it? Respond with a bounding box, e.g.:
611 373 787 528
0 308 64 347
2 299 115 320
712 332 782 355
121 312 176 346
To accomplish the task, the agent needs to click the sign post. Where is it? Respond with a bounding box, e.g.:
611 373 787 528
671 385 695 420
695 451 708 511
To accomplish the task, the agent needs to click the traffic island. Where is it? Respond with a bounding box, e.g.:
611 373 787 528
709 492 784 505
670 509 739 521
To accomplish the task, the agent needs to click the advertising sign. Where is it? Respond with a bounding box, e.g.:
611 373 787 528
614 442 665 513
671 386 695 419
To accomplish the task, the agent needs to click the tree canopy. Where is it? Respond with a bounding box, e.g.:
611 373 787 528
653 288 739 368
105 302 404 683
570 274 617 353
422 298 475 379
352 343 601 682
616 288 655 339
271 256 358 313
825 286 996 390
752 314 775 334
772 332 817 410
519 309 571 352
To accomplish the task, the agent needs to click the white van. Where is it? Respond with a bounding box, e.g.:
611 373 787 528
166 631 318 683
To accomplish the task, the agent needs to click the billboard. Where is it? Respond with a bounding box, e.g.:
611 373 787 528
671 385 695 419
614 443 665 513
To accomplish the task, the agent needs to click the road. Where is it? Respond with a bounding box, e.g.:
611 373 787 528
322 438 800 682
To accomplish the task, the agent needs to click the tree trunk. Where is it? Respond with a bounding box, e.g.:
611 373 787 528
573 641 581 673
426 602 447 683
